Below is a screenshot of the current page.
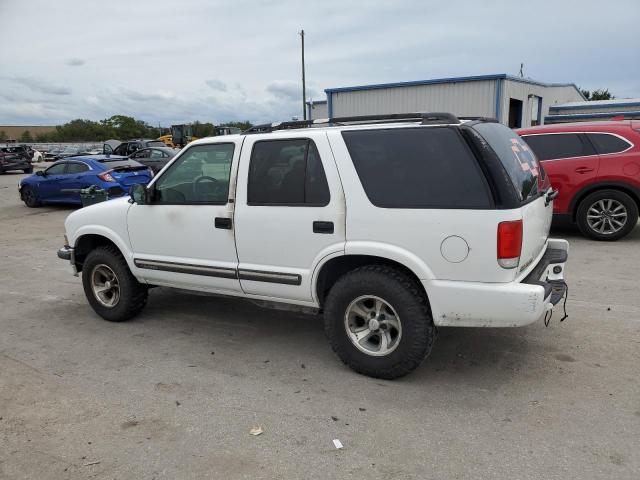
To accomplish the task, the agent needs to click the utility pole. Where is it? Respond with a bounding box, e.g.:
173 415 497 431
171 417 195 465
300 29 306 120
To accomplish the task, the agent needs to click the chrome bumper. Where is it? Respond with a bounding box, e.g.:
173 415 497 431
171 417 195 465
57 246 78 276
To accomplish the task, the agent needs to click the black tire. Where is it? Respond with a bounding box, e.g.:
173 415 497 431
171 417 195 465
23 167 33 174
576 189 638 241
82 245 148 322
323 265 435 379
21 186 41 208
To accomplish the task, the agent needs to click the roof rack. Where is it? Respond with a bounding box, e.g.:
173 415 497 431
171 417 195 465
242 112 463 134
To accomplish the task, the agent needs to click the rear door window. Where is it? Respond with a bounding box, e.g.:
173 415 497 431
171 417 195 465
586 133 632 155
341 127 491 208
520 133 595 160
248 139 330 206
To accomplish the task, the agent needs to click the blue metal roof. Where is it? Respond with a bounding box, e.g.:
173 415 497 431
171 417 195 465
549 99 640 111
324 73 584 98
545 111 640 123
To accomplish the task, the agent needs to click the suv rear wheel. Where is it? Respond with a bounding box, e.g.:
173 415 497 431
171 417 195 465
82 245 148 321
576 189 638 241
324 265 435 379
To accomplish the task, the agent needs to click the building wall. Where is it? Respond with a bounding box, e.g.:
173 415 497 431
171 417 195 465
307 101 328 120
0 125 56 141
499 81 583 127
329 80 498 119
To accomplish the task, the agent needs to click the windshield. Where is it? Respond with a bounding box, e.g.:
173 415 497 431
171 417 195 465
147 141 166 148
473 122 547 202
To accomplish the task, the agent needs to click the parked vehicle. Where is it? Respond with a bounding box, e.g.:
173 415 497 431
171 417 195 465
518 121 640 240
58 113 568 379
128 146 177 173
53 146 100 160
1 145 32 162
44 148 64 161
19 155 152 207
0 147 33 174
27 146 44 163
104 139 166 156
9 144 44 162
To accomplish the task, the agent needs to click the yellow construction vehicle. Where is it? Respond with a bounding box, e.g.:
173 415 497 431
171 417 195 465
157 124 242 148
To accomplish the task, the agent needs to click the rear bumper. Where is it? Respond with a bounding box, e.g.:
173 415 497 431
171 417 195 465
426 238 569 327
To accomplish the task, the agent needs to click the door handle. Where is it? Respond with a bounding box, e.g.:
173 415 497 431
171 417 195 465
575 167 594 174
215 217 232 229
313 221 334 234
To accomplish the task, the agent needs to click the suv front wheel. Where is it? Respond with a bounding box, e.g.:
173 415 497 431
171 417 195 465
82 245 148 321
324 265 435 379
576 189 638 241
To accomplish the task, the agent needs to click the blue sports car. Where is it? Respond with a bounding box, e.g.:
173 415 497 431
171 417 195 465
18 155 153 207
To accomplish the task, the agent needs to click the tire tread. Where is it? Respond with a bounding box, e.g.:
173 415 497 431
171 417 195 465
324 264 435 379
82 245 148 322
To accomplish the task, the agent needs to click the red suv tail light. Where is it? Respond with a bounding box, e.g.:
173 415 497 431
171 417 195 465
497 220 522 269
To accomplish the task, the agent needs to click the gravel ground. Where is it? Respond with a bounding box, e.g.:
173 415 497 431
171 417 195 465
1 171 639 479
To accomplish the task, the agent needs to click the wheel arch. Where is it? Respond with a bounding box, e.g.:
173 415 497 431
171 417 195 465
73 230 131 273
570 182 640 221
314 254 430 308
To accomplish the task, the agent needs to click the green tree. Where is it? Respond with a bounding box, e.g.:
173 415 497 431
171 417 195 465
581 88 615 101
0 130 6 141
191 121 216 137
19 130 34 143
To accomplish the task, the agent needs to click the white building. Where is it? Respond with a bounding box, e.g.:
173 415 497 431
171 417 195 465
308 73 584 128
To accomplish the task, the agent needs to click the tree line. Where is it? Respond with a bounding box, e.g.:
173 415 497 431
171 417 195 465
0 116 253 143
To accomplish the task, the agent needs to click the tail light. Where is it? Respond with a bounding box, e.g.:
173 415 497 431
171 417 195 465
98 171 116 182
497 220 522 269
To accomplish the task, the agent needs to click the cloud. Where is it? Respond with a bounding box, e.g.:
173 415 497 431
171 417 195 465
66 58 85 66
15 76 71 95
266 81 303 101
0 0 638 125
205 79 227 91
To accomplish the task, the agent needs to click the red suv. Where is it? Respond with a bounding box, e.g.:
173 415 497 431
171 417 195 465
517 121 640 240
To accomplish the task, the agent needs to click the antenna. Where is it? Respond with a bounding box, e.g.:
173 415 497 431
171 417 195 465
519 63 524 78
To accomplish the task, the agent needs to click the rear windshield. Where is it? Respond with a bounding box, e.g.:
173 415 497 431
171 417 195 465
341 127 491 208
473 123 545 202
147 141 166 148
98 159 145 169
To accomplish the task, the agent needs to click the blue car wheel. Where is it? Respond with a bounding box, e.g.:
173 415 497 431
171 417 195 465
21 185 41 208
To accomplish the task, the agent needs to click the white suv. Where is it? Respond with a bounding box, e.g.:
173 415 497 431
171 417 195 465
58 113 569 379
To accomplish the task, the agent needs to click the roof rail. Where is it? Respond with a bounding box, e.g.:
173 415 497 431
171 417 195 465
458 116 499 123
242 112 462 134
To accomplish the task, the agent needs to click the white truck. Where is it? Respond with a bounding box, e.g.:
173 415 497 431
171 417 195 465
58 113 569 378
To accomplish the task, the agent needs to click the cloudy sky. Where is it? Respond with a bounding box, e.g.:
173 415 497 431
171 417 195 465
1 0 639 126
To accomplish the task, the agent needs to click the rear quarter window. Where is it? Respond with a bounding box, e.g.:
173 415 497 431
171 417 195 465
474 123 547 202
586 133 632 155
341 127 491 208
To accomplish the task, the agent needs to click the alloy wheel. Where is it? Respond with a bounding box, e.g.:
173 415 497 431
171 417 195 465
90 264 121 308
586 199 627 235
344 295 402 356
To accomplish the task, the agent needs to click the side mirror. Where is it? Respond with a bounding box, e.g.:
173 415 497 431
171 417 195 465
129 184 149 204
36 170 45 176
